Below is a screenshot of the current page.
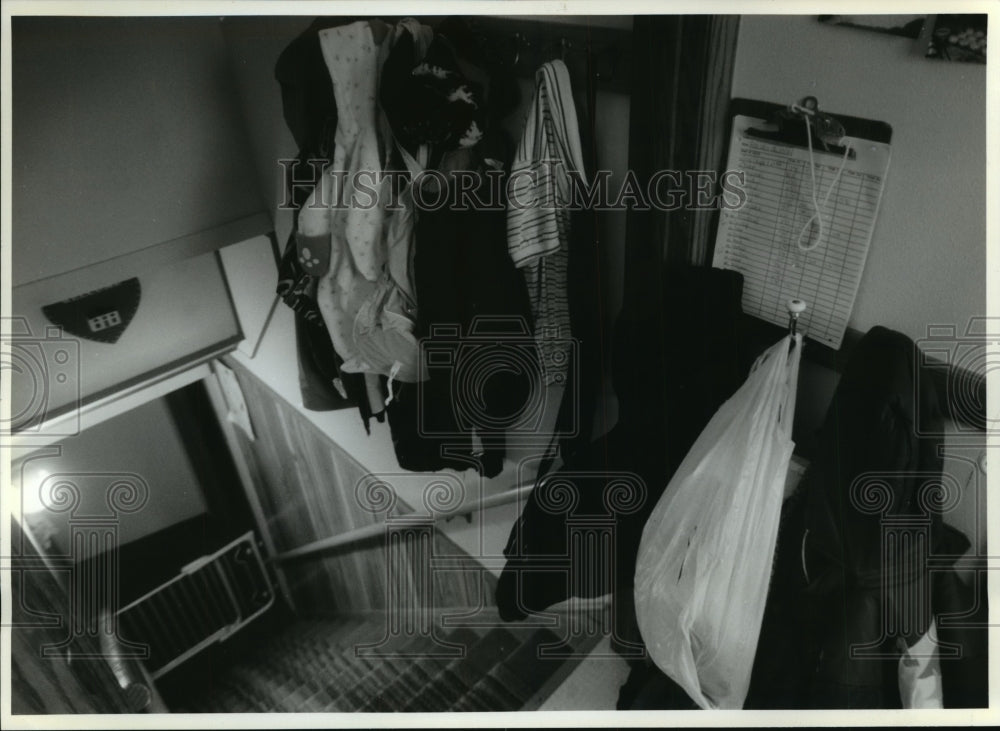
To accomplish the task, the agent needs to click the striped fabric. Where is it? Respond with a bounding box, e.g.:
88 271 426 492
507 61 586 386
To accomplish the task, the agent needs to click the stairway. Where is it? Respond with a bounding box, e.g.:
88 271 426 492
166 609 606 713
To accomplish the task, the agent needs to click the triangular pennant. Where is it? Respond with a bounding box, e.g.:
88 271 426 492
42 278 141 344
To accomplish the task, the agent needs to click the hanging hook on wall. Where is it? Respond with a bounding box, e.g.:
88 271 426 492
787 298 807 336
560 37 572 62
588 36 601 80
463 18 630 90
787 298 807 351
505 32 533 68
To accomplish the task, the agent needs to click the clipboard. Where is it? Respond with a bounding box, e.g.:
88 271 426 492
712 98 892 350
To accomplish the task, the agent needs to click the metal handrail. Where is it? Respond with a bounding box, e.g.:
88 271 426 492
266 450 822 566
99 608 153 712
269 483 535 564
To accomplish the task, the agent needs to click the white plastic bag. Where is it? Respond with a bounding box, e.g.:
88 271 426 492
898 619 944 709
634 334 802 710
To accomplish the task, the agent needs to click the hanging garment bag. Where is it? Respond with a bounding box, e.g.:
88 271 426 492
633 333 802 710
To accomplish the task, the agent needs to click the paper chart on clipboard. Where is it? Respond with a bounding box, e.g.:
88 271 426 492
712 113 891 349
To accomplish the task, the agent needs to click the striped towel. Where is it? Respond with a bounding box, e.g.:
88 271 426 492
507 61 586 386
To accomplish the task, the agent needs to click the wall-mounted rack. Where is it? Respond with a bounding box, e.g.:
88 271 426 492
430 16 633 93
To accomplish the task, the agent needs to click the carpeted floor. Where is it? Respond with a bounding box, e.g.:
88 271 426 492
163 608 607 713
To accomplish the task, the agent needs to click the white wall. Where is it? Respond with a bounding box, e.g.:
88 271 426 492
11 17 267 286
733 17 987 558
732 15 986 343
15 396 209 557
220 16 311 248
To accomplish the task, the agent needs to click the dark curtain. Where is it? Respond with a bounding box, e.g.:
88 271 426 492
689 17 741 264
625 15 740 285
620 13 740 428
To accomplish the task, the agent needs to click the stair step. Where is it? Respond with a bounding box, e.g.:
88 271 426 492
360 633 458 712
165 609 595 714
364 652 455 711
495 627 574 704
397 627 482 712
261 616 387 704
454 672 525 712
403 626 514 712
452 628 538 711
487 658 543 705
262 616 361 653
326 625 449 710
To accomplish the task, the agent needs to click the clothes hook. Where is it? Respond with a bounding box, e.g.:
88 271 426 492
560 37 571 62
787 298 807 338
791 95 819 117
589 40 601 79
787 298 807 352
512 32 527 67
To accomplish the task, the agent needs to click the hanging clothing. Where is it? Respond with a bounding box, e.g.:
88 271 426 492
379 29 487 156
497 266 747 621
745 326 973 709
376 27 533 476
506 60 587 386
293 20 434 403
300 21 387 280
540 52 604 470
299 20 385 380
277 225 373 423
274 16 362 208
394 160 536 477
274 17 370 422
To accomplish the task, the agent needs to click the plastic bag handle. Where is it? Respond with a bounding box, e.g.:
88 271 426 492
776 333 803 440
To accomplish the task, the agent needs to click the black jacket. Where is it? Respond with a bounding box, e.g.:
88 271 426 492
496 266 747 621
747 326 976 709
385 169 536 477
